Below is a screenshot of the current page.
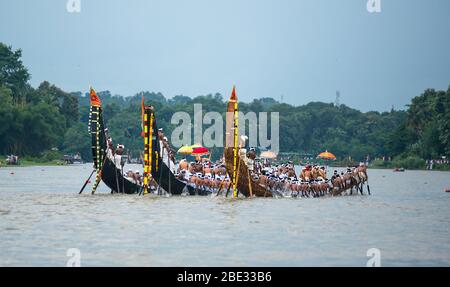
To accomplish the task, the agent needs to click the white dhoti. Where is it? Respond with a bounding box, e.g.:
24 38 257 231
247 158 254 171
107 150 122 169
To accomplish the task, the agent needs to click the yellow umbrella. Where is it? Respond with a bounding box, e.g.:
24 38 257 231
260 150 277 159
190 143 202 149
317 150 336 160
177 145 193 155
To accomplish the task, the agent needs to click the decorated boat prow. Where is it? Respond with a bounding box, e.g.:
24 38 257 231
141 102 195 195
88 87 141 194
224 86 273 197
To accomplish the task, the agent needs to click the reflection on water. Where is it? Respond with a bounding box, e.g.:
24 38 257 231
0 164 449 266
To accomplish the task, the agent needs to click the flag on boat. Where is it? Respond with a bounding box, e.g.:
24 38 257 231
90 87 102 107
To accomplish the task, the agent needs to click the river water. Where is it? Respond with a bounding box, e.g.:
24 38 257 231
0 164 449 266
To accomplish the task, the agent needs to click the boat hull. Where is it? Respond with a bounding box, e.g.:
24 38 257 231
101 155 141 194
151 160 195 195
145 107 197 196
224 147 272 197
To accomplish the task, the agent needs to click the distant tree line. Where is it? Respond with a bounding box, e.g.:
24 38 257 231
1 43 449 165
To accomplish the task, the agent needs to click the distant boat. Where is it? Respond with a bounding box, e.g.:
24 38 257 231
5 155 20 165
62 154 84 164
394 167 405 172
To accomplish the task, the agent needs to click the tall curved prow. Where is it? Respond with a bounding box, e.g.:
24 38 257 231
88 87 140 194
142 104 157 195
89 87 107 194
223 86 273 198
141 101 195 195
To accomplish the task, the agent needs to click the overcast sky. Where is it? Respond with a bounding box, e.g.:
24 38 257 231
1 0 449 111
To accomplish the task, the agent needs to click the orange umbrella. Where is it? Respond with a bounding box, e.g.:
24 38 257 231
317 150 336 160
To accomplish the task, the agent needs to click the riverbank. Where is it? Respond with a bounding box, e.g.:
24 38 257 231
0 159 66 167
370 158 450 171
0 150 84 167
368 165 450 171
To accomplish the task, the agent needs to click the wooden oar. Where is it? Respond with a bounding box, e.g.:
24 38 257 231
226 151 242 198
122 150 128 193
91 145 110 195
225 181 233 197
215 177 226 196
233 155 242 197
80 139 110 195
225 154 241 197
157 145 165 196
120 163 125 194
79 169 96 194
168 152 172 195
247 168 253 197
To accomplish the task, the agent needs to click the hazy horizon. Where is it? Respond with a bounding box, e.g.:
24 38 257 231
70 88 418 113
1 0 449 112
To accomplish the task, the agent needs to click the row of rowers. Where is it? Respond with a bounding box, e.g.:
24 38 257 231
174 159 333 196
105 137 143 184
250 163 328 185
103 127 176 183
237 135 328 184
176 158 231 191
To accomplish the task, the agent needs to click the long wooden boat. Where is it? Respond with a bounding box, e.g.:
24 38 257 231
89 88 141 194
224 87 273 197
101 155 142 194
142 104 196 195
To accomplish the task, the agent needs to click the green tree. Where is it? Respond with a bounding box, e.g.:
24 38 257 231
62 122 91 160
0 43 30 103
